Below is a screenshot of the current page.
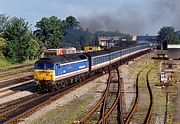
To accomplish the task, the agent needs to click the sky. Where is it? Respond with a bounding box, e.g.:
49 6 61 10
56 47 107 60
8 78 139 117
0 0 180 35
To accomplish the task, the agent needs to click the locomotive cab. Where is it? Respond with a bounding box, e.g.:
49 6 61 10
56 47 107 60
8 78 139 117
34 62 55 81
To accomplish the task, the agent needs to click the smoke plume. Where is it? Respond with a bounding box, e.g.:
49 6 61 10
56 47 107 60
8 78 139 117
79 0 180 35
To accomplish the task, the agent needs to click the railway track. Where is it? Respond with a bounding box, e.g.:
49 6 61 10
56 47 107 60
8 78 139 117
0 66 33 79
77 68 124 124
0 64 33 73
0 75 33 89
124 65 154 124
0 81 35 99
0 72 103 124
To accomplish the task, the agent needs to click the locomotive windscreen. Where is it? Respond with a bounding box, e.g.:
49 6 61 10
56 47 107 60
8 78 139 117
35 62 54 70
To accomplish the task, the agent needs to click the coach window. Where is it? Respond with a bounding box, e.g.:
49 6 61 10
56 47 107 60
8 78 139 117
99 57 101 63
94 58 96 65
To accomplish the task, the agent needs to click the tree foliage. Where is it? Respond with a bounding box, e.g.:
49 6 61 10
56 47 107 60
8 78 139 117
63 28 92 49
63 16 80 29
157 26 174 43
27 38 41 60
63 16 92 49
175 31 180 39
157 26 180 49
0 37 6 50
2 17 40 63
0 14 8 34
34 16 64 49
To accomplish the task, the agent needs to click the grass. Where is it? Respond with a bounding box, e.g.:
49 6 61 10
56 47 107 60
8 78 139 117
127 54 168 123
0 51 36 70
148 61 167 124
146 60 178 124
126 55 155 123
0 51 12 69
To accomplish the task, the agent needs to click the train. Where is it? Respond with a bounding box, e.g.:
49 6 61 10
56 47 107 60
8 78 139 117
34 44 151 91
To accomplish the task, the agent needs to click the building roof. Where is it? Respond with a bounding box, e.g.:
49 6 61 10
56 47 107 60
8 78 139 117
167 44 180 49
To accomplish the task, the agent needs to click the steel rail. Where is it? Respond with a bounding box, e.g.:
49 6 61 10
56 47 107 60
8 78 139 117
98 69 122 124
124 66 148 124
77 71 111 124
144 68 154 124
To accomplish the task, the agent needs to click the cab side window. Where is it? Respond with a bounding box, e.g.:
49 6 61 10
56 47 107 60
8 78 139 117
56 64 60 69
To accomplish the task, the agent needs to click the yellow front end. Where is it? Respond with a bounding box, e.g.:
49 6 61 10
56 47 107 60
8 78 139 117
34 70 55 81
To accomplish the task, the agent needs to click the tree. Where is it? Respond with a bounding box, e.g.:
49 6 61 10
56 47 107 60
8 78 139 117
0 14 8 34
64 16 80 29
63 28 91 49
0 37 6 50
157 26 180 49
3 17 40 63
34 16 64 49
27 38 41 60
166 33 180 44
62 16 92 49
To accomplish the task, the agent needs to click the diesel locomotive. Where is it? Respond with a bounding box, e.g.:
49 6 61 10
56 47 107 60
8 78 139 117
34 44 151 91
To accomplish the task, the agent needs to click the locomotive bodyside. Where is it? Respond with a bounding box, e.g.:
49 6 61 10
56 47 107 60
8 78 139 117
54 59 89 80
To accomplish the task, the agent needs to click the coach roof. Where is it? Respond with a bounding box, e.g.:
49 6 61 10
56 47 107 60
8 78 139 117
85 45 136 57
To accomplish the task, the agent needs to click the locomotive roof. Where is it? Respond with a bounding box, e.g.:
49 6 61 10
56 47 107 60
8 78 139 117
35 53 87 64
